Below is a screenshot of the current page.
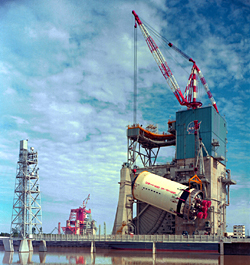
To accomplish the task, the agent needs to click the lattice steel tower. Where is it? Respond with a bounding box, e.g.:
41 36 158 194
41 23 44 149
11 140 42 237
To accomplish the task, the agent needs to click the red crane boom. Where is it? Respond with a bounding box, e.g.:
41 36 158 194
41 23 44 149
132 10 219 113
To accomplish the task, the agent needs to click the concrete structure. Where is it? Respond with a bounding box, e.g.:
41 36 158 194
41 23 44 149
19 239 30 252
2 238 14 252
29 233 250 255
11 140 42 238
112 165 133 235
3 237 34 253
233 225 245 238
113 106 236 236
3 234 250 255
38 240 47 252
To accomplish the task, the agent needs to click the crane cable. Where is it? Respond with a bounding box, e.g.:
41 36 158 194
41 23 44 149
133 11 219 113
140 18 204 101
141 19 190 76
143 21 208 105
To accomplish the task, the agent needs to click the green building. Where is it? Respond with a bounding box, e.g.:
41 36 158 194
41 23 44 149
176 106 227 164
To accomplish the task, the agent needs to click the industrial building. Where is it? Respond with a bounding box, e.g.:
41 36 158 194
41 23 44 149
112 11 236 237
113 106 236 236
233 225 245 238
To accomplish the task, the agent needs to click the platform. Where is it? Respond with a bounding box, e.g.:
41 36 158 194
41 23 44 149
127 125 176 149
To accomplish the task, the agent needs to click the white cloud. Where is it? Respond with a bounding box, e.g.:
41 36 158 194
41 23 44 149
0 0 249 235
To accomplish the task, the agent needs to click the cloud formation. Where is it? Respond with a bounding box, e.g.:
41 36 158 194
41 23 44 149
0 0 249 234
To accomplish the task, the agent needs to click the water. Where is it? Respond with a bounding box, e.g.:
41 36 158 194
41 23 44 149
1 246 250 264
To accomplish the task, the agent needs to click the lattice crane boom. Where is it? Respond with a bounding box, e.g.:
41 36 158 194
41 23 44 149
132 10 187 106
132 10 219 113
83 194 90 208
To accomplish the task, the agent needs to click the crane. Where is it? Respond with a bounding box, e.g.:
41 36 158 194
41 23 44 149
83 194 90 208
132 10 219 113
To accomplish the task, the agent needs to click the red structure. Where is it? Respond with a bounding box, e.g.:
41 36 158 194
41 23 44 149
61 194 96 235
132 10 219 113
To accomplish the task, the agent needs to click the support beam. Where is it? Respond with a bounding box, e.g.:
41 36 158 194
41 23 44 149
39 240 47 252
3 238 14 252
152 241 156 254
112 165 133 235
28 239 33 252
91 241 96 253
220 241 224 255
19 239 30 253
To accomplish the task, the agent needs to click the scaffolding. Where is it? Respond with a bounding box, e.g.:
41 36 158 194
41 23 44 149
11 140 42 238
127 124 176 167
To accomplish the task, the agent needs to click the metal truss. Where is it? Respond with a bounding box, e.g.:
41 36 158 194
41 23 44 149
11 140 42 238
127 136 160 168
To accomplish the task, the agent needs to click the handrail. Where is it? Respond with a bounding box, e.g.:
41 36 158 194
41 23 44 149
128 125 175 140
31 234 234 243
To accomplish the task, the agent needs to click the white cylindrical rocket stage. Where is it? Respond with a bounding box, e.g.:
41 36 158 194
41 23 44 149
132 171 211 220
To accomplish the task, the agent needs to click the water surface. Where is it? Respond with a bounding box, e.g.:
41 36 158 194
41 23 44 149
1 246 250 264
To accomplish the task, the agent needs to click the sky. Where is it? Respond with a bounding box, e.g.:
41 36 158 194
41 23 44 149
0 0 250 235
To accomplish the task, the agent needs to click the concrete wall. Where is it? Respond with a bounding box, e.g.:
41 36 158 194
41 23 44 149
112 165 133 235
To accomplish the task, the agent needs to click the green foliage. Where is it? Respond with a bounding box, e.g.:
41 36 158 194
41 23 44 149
0 232 10 237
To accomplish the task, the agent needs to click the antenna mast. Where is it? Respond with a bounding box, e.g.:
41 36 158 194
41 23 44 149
134 20 138 124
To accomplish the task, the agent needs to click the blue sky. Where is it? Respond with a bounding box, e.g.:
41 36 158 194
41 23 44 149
0 0 249 234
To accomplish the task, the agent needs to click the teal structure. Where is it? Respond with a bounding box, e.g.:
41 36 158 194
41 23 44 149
176 106 227 165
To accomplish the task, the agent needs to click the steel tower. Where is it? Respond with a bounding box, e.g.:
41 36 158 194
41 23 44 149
11 140 42 238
